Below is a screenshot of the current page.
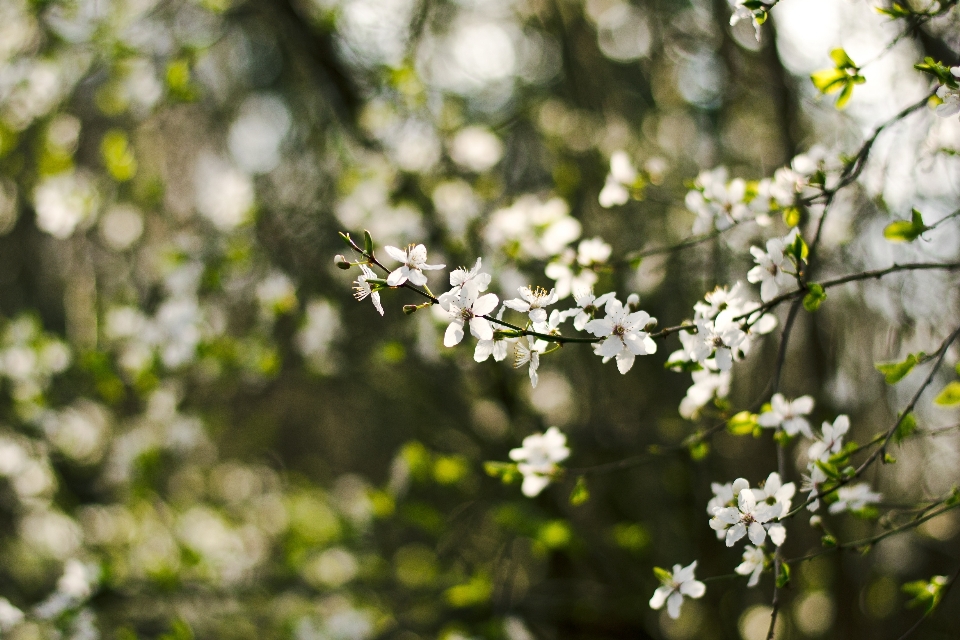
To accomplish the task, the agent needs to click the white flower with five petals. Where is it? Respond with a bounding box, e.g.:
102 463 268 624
384 244 445 287
649 561 706 620
808 415 849 463
438 281 499 347
503 286 559 324
709 487 783 547
474 307 514 363
758 393 815 438
585 298 657 374
736 546 766 587
747 230 798 301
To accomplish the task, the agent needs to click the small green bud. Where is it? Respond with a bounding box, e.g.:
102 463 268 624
334 254 351 270
403 305 418 315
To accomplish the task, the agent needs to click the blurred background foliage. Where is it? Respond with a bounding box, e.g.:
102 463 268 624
0 0 959 638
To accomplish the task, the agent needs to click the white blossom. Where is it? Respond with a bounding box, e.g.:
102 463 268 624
829 483 881 514
353 264 384 316
585 298 657 374
736 545 766 587
801 464 829 512
707 478 750 539
649 561 706 620
569 290 616 331
474 307 514 363
503 286 559 324
757 393 815 438
692 310 746 371
808 415 849 463
0 597 24 631
514 336 545 388
449 258 492 292
438 281 499 347
934 68 960 119
545 249 598 300
709 486 783 547
508 426 570 497
383 244 445 287
747 230 798 302
598 151 638 208
679 368 731 419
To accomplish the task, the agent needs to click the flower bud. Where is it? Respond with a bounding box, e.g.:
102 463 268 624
334 255 352 270
403 305 418 315
627 293 641 311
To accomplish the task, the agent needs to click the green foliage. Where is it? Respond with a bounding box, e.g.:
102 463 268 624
875 352 925 384
613 523 650 553
902 575 950 613
934 381 960 406
803 283 827 312
811 49 866 108
893 412 918 444
444 574 492 608
915 58 960 89
570 475 590 505
883 209 929 242
776 562 791 588
484 461 520 485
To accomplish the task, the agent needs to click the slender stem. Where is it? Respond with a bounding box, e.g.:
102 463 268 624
786 499 960 564
896 557 960 640
785 324 960 518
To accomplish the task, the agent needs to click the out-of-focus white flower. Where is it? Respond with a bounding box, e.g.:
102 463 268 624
509 426 570 497
439 281 499 347
257 272 297 316
598 151 638 208
32 172 99 238
649 561 706 619
194 153 254 231
758 393 815 438
934 68 960 119
545 249 597 300
747 229 798 302
503 286 559 324
679 368 731 419
485 196 581 260
449 126 503 172
808 415 850 463
585 297 656 374
0 597 24 631
829 483 881 514
353 265 384 316
384 244 445 287
514 335 545 388
736 546 765 587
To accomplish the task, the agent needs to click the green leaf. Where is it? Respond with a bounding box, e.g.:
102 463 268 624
835 80 856 109
483 461 520 485
893 412 917 443
830 48 857 69
875 352 925 384
727 411 758 436
688 441 709 461
338 231 354 248
876 3 911 17
653 567 672 584
363 229 375 256
811 68 849 94
803 283 827 312
883 209 928 242
821 534 837 547
776 562 791 588
570 475 590 506
782 207 801 228
934 381 960 406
